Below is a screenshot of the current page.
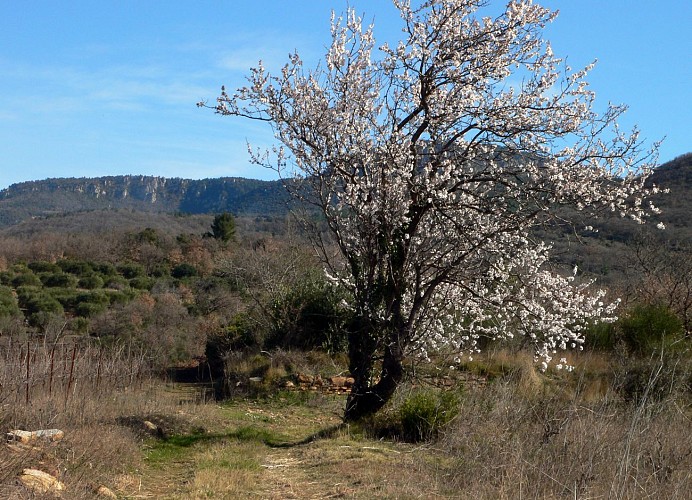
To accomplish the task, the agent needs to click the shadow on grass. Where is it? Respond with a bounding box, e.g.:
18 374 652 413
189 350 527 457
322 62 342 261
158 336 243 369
147 422 349 461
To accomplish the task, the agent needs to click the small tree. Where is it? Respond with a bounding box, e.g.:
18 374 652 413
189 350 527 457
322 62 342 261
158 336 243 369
211 212 236 242
202 0 661 419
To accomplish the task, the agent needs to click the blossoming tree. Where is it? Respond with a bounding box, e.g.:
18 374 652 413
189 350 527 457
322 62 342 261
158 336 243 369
202 0 660 419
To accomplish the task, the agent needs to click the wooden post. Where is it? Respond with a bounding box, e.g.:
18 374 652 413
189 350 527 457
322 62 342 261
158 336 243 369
25 338 31 406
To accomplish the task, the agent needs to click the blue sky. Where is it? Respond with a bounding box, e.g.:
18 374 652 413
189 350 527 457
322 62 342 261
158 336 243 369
1 1 689 190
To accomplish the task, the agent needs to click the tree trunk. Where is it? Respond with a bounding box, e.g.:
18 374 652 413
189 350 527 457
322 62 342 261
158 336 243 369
344 340 404 421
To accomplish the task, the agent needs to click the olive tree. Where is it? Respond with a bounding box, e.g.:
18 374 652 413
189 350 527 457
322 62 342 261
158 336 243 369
202 0 661 419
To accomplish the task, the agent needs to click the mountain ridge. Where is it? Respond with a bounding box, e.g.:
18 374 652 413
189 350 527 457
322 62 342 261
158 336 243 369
0 175 291 227
1 154 689 232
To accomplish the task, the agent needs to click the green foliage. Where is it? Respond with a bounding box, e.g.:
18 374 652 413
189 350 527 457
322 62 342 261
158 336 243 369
584 320 618 351
0 271 13 286
398 390 461 442
28 261 61 273
149 263 171 278
207 314 261 360
73 290 111 317
129 276 155 290
619 303 684 355
134 227 160 245
0 285 21 317
103 275 130 290
78 274 104 289
41 272 78 288
57 259 93 276
93 262 117 277
211 212 236 242
16 286 64 327
171 263 198 279
363 388 462 443
265 275 349 352
117 262 146 279
12 271 41 287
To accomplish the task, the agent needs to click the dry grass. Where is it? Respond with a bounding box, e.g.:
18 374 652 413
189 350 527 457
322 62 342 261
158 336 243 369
2 343 690 498
436 354 692 499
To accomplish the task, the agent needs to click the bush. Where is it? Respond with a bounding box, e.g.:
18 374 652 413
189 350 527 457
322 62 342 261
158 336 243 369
171 263 198 279
398 389 461 442
73 291 110 317
117 262 146 279
41 272 78 288
28 261 61 273
129 276 155 290
264 276 349 352
0 271 13 286
12 272 41 287
93 262 117 277
103 275 129 290
619 304 684 356
78 274 104 289
584 320 618 351
57 259 93 276
16 288 64 327
0 286 20 317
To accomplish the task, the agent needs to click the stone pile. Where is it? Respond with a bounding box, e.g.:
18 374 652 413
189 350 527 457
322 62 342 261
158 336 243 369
284 373 355 394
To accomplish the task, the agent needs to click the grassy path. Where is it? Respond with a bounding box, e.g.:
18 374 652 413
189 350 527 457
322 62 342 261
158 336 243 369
125 390 450 499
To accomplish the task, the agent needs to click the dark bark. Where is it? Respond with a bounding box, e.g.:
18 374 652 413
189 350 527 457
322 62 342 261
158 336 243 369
344 331 405 421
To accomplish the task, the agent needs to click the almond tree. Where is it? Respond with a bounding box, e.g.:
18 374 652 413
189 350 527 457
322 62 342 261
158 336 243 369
202 0 661 420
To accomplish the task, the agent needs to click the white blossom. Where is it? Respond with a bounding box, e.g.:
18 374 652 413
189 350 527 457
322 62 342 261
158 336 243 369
203 0 661 413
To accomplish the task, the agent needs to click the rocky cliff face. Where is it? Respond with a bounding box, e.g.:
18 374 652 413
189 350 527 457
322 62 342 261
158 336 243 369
0 175 290 228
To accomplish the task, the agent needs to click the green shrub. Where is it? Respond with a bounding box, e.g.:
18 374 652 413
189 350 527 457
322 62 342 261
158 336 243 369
57 259 93 276
107 289 137 304
46 287 79 309
28 261 60 273
0 286 21 317
129 276 155 290
94 262 117 277
72 291 110 317
16 288 64 327
264 276 349 352
78 274 104 289
12 272 41 287
117 262 145 279
171 263 198 279
584 320 618 351
619 303 684 356
206 313 263 382
0 271 14 286
41 272 78 288
398 389 461 442
103 275 129 290
150 263 171 278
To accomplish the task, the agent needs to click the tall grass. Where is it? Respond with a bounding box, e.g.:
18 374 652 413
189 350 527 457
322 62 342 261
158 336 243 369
0 338 151 428
0 338 160 498
436 353 692 499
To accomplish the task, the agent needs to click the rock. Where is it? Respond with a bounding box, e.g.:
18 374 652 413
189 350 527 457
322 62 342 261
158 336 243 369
296 373 313 384
329 376 348 387
143 421 166 439
19 468 65 494
248 376 263 383
283 380 295 388
143 421 158 431
95 485 118 498
7 429 64 443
